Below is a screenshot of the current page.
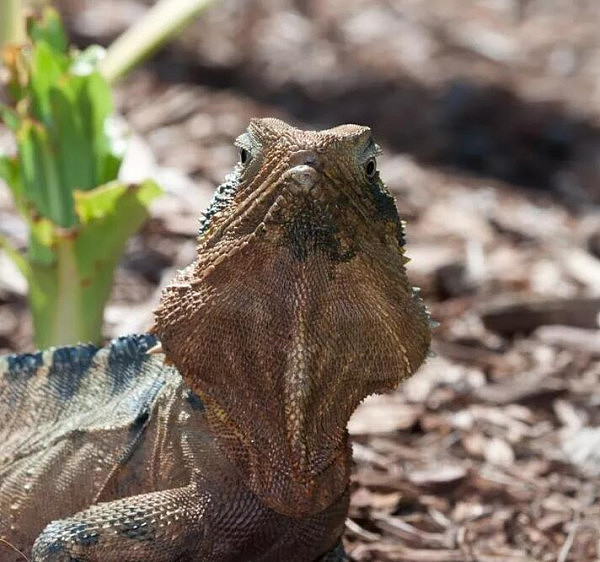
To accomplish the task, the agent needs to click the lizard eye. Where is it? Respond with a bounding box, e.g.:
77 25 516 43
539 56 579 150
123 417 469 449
364 157 377 179
240 148 250 165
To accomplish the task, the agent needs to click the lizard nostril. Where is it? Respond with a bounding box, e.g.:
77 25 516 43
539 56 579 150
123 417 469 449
288 165 319 192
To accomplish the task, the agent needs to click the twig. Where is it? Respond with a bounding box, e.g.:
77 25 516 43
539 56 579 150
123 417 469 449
345 518 381 542
557 512 581 562
0 538 29 561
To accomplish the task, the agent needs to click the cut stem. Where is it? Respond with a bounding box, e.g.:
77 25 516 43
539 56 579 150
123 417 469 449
100 0 219 84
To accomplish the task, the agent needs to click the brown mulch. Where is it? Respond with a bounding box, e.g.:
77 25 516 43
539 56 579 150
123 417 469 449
2 1 600 560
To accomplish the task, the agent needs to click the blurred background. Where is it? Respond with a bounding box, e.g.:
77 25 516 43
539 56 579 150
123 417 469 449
2 1 600 560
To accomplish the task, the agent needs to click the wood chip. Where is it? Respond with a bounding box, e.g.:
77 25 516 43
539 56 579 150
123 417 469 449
407 465 469 493
349 396 422 435
481 297 600 336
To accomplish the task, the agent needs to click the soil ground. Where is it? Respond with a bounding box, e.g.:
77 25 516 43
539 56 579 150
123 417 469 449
2 1 600 560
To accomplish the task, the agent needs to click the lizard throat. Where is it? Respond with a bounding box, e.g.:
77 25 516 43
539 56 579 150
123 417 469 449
201 392 352 519
154 216 431 519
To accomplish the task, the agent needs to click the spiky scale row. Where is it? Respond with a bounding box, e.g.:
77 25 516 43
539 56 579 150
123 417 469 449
198 169 241 237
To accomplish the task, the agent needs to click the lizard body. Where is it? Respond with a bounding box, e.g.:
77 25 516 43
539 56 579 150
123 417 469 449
0 119 431 561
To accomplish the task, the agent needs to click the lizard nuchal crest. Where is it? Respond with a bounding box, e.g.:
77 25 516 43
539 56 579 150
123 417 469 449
154 118 431 517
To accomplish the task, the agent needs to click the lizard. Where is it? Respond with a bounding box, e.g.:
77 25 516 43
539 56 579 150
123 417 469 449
0 118 432 561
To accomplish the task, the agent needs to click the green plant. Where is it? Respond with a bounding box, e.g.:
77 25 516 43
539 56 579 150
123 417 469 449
0 8 161 348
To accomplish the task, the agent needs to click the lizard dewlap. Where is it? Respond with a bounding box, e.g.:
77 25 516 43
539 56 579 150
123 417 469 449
0 119 430 562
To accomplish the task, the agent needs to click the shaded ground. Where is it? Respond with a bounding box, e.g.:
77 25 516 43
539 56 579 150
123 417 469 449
2 1 600 560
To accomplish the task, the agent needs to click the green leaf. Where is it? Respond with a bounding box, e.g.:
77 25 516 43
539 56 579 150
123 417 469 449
0 232 30 279
28 40 68 125
18 119 77 227
74 180 161 278
28 217 57 266
0 152 24 201
48 79 95 193
77 71 125 187
28 7 68 54
0 103 21 131
74 179 160 226
17 119 49 217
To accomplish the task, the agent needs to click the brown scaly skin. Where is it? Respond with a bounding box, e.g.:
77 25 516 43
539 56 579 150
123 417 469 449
0 119 431 561
155 120 431 542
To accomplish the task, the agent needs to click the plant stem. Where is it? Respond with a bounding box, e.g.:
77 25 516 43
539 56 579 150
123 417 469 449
29 238 106 348
0 0 26 48
100 0 219 84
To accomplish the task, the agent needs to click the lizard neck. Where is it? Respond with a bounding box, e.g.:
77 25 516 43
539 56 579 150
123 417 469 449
155 241 430 517
201 392 353 518
197 262 358 518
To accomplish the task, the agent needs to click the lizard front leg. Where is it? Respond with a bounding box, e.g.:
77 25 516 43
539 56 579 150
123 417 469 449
31 482 208 561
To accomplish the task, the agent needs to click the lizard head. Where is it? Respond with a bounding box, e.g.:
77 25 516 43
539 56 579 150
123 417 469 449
153 118 431 516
